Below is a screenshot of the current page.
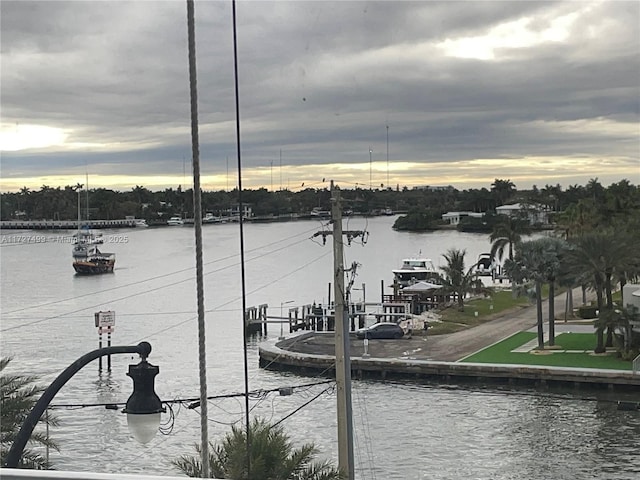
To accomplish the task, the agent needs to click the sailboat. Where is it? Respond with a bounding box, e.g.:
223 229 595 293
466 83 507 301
72 183 115 274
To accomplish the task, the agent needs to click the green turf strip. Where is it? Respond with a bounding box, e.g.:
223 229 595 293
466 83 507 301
461 332 632 370
551 332 595 351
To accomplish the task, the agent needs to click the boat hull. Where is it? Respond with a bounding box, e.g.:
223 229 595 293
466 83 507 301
73 259 115 274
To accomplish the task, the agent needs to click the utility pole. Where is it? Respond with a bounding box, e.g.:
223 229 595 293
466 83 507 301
311 183 366 479
330 181 354 479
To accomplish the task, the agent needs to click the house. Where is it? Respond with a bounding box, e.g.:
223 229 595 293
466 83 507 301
441 211 484 225
623 284 640 327
495 203 549 225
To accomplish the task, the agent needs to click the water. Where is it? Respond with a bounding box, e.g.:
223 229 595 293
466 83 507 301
2 217 639 479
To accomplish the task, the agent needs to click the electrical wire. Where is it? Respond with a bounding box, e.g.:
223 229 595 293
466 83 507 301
0 230 324 332
1 224 320 317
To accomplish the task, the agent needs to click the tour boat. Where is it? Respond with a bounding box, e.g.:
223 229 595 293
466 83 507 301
72 227 115 274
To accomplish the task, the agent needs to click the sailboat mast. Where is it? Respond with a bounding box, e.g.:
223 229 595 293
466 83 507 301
85 171 89 225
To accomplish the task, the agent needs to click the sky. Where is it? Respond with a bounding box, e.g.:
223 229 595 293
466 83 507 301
1 0 639 193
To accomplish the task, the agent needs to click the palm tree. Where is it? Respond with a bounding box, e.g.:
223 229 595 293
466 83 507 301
504 238 564 349
490 178 516 207
438 248 487 311
173 417 344 479
539 237 567 346
1 357 58 469
489 215 531 263
563 231 629 353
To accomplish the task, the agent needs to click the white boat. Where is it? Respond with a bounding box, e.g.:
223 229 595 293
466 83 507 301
392 257 440 288
134 218 149 227
203 213 220 224
475 253 495 276
310 207 331 218
167 216 184 226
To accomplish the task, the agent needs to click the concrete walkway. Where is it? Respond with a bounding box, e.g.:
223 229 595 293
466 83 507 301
276 287 595 362
424 286 593 361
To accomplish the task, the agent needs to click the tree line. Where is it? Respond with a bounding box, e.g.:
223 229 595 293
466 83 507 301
431 178 639 359
1 178 637 226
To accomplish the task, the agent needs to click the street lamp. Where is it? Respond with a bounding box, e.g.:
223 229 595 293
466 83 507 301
279 300 294 340
4 341 163 468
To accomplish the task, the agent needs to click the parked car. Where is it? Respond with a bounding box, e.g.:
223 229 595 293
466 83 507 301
355 322 404 340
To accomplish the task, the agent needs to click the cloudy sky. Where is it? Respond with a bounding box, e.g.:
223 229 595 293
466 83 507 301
1 0 638 192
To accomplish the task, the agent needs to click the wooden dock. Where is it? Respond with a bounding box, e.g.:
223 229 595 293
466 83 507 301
245 301 412 335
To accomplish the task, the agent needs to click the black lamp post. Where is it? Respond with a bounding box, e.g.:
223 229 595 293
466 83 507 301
4 341 163 468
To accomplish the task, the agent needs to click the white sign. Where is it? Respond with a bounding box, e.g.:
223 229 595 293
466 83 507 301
95 311 116 328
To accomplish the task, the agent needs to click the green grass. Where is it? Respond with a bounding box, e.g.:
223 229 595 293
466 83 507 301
461 332 632 370
551 332 595 350
431 290 530 334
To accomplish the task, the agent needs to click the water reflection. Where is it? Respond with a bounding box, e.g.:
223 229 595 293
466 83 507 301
3 220 640 479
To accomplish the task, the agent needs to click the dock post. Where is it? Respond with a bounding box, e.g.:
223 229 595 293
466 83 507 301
259 304 268 335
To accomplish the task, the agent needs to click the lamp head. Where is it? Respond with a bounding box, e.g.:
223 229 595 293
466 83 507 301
123 359 164 444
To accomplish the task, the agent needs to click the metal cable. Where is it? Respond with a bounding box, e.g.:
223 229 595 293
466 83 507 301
185 0 209 476
230 0 252 476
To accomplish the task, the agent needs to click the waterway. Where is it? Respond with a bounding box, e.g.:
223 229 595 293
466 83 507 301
1 217 639 479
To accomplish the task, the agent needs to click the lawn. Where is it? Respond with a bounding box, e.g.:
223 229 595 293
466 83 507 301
552 332 596 350
461 331 632 370
429 290 531 334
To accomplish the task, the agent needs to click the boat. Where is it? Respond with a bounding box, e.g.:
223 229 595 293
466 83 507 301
475 253 495 276
203 212 220 224
392 256 440 288
310 207 331 218
134 218 149 227
71 181 115 274
72 227 115 274
167 216 184 226
73 248 115 274
72 228 103 245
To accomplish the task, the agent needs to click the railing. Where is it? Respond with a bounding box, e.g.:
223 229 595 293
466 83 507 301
633 353 640 375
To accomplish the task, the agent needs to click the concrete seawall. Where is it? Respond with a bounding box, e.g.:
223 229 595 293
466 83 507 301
259 335 640 394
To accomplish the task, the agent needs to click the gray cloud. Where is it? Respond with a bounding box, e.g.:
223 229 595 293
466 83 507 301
1 0 638 190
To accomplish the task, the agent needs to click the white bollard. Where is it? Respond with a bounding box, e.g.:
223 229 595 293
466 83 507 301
363 338 370 358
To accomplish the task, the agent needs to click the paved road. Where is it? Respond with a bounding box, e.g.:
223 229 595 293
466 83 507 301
278 287 592 362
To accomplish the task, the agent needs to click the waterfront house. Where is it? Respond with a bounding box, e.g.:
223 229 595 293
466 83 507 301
441 211 484 225
495 203 550 225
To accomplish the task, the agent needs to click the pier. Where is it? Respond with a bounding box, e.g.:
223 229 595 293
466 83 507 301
0 219 138 230
245 302 371 336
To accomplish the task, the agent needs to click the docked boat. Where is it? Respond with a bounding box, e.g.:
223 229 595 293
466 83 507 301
134 218 149 227
203 212 220 224
167 216 184 226
475 253 495 276
310 207 331 218
392 257 440 288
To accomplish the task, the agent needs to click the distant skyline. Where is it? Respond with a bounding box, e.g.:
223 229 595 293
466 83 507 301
1 1 638 192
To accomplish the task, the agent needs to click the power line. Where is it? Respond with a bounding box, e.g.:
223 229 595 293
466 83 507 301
1 229 323 333
2 225 320 317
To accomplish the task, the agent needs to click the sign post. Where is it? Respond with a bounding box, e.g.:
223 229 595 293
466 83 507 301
94 311 116 372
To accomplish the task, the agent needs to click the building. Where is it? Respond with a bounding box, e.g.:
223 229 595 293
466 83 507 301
441 211 484 225
495 203 550 225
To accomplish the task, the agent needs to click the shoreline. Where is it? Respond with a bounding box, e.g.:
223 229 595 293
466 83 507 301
258 287 640 396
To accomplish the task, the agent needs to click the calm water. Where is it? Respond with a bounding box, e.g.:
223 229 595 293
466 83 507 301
1 217 639 479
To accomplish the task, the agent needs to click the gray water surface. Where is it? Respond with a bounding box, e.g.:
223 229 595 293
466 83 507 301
2 217 639 479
